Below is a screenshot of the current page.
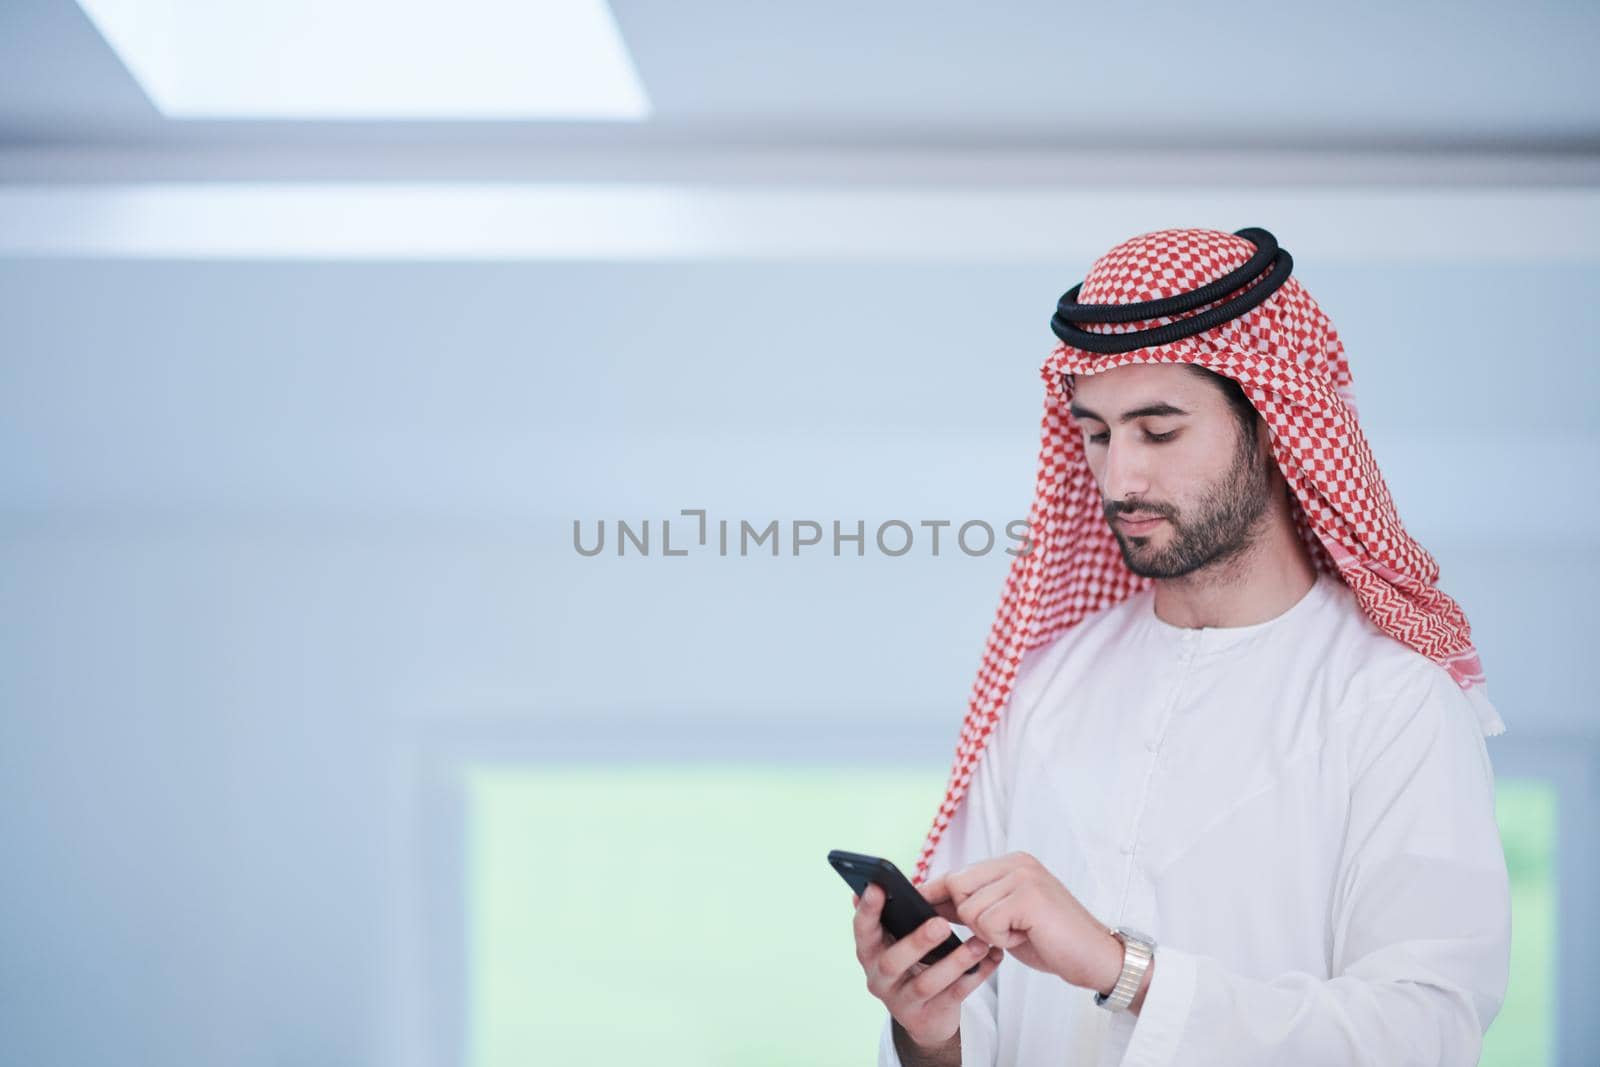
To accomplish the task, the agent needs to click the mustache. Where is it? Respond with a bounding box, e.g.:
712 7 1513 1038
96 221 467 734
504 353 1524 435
1105 503 1173 520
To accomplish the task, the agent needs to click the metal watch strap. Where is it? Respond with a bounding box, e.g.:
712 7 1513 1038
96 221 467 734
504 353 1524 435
1094 927 1155 1012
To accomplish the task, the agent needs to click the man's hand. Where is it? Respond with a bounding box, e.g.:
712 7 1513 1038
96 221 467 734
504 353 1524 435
919 851 1125 997
851 882 1005 1055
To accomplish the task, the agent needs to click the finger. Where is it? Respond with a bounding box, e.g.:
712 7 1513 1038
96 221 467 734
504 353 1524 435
924 861 1008 912
917 876 963 922
897 933 998 1003
946 855 1021 896
950 872 1018 944
922 945 1004 1014
880 913 957 982
854 883 888 951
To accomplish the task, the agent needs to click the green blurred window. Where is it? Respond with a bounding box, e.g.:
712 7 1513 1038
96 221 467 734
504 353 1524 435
466 768 1554 1066
1483 777 1556 1067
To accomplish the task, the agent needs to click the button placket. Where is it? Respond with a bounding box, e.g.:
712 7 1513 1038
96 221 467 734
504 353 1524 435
1114 640 1196 917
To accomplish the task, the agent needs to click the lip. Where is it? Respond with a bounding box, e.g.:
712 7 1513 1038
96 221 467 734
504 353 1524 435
1116 515 1166 531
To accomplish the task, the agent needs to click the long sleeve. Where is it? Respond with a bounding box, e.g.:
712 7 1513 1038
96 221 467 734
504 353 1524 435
877 637 1065 1066
877 718 1007 1066
1118 660 1512 1067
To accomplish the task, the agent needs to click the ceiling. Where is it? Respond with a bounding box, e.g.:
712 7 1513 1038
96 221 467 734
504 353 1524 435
0 0 1596 184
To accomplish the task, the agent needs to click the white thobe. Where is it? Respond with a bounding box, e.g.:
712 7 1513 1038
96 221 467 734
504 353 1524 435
878 570 1510 1066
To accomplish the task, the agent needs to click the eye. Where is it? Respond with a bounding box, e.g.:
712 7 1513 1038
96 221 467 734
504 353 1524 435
1085 430 1178 445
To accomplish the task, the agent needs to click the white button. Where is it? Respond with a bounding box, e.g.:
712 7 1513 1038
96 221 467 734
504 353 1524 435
1145 738 1159 753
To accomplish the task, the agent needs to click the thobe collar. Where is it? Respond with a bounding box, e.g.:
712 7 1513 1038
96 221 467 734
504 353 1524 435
1141 570 1338 658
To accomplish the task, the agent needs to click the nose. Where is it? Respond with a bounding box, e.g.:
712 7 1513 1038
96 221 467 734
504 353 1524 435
1100 436 1151 503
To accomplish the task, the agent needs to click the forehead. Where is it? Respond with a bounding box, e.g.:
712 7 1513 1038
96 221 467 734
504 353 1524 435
1066 362 1213 408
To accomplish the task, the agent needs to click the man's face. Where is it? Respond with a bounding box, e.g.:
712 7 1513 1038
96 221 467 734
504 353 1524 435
1067 363 1273 580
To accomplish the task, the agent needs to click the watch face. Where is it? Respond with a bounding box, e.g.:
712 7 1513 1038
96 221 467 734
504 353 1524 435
1117 927 1155 947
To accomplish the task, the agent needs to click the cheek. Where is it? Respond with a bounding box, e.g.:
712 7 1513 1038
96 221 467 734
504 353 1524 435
1170 443 1215 481
1138 444 1209 504
1169 437 1238 495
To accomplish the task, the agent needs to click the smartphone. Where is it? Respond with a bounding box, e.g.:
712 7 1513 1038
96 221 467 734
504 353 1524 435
829 848 980 975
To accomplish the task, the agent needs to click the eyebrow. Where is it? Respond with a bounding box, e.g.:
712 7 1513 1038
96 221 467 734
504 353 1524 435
1067 401 1191 425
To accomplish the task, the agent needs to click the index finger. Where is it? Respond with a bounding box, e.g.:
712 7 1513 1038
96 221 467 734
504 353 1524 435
929 855 1023 903
917 875 963 923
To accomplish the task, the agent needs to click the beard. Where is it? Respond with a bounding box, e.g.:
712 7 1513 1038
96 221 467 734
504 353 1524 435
1108 426 1274 580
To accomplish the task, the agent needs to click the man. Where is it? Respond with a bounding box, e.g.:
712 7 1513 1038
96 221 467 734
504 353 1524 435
850 227 1510 1066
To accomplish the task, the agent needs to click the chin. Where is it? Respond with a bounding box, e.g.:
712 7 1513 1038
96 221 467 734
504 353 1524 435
1117 538 1174 576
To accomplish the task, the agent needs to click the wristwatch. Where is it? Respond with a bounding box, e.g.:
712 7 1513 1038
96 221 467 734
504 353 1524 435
1094 927 1156 1012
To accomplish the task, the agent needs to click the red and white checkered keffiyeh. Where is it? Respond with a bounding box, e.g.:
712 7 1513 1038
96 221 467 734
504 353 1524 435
909 226 1504 887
